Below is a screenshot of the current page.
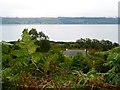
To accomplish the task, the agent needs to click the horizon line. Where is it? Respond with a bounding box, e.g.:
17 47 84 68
0 16 118 18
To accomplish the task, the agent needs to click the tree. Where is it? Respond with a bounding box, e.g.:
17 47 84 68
100 40 113 51
38 31 49 40
112 42 119 48
2 29 41 89
91 39 102 50
28 29 51 52
28 28 38 40
64 43 70 49
84 38 92 49
76 38 85 48
36 39 51 53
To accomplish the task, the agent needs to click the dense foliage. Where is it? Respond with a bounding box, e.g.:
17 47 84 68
51 38 119 52
2 29 120 89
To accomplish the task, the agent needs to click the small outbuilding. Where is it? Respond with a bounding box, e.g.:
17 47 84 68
63 49 87 57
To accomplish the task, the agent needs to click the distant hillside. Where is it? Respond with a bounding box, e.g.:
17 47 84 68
1 17 118 24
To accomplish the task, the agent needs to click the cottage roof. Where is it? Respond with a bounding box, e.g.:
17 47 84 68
63 50 86 56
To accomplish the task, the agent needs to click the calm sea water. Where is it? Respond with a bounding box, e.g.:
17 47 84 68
2 24 118 43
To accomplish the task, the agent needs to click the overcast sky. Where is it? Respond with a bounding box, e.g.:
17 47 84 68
0 0 119 17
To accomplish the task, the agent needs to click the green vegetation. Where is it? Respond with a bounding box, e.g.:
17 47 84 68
2 29 120 90
51 38 119 52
